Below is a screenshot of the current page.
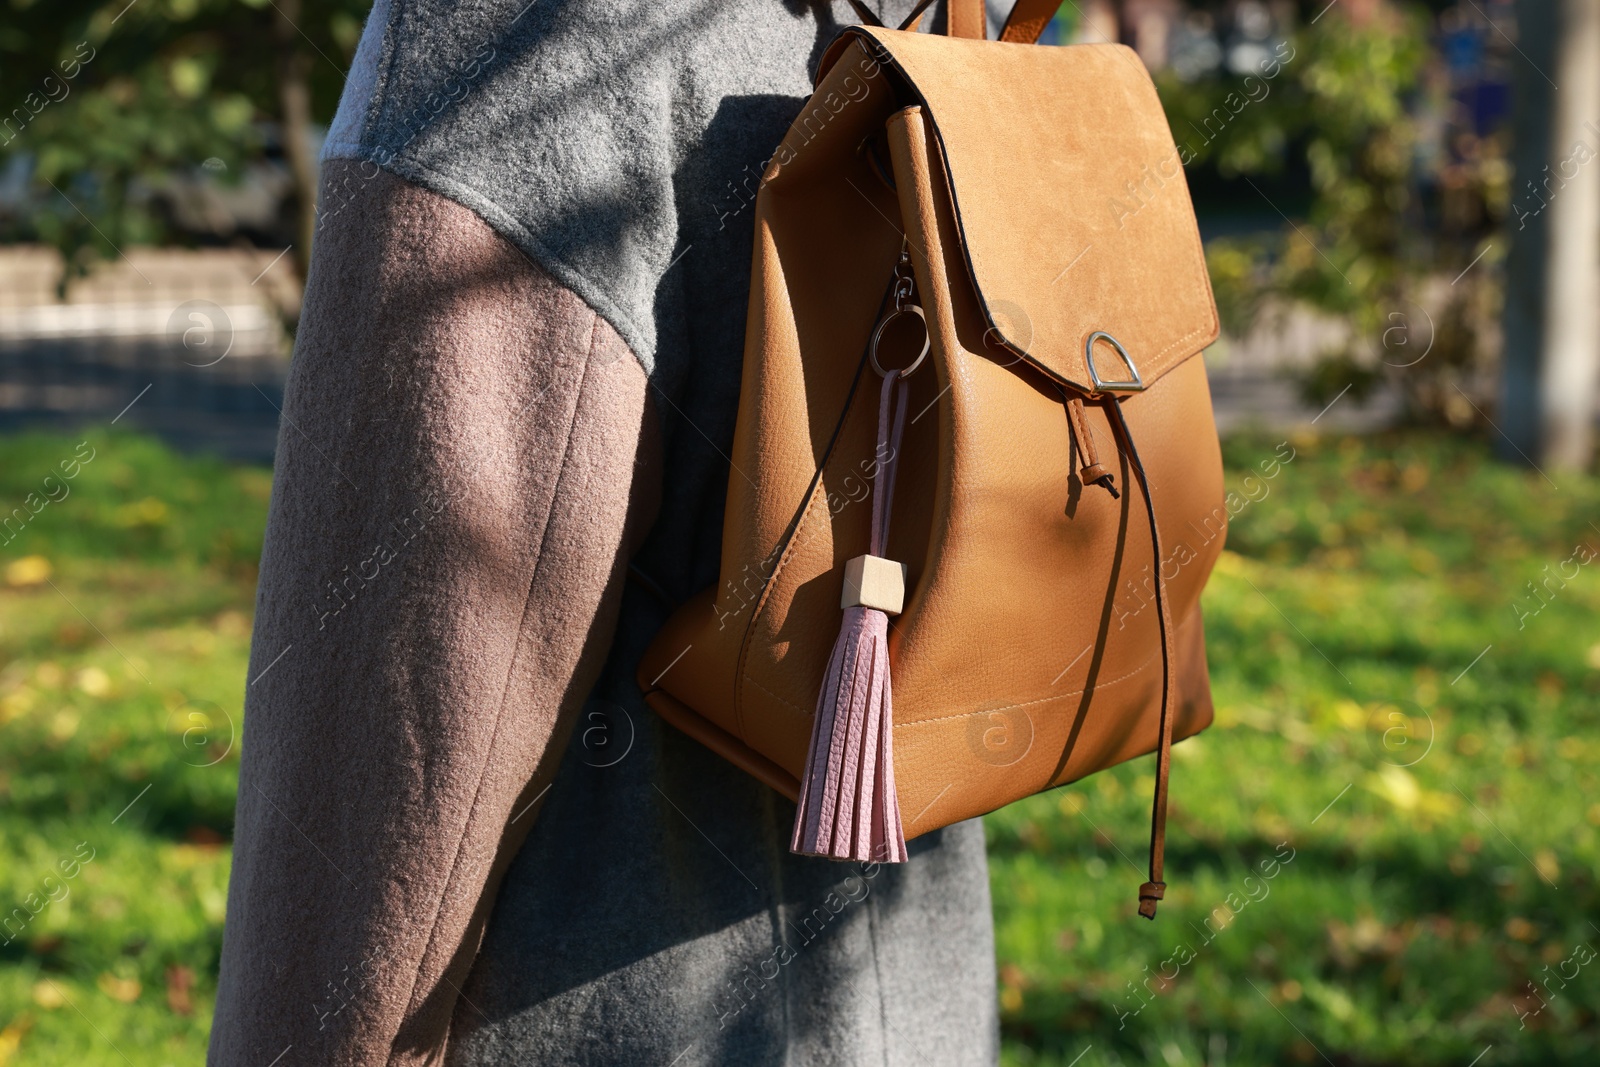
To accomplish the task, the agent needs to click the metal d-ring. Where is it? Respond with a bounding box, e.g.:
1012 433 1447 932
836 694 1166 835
870 303 930 379
1084 330 1145 393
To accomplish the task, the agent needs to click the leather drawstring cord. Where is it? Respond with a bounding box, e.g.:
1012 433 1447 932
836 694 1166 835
1063 393 1119 498
1100 396 1174 920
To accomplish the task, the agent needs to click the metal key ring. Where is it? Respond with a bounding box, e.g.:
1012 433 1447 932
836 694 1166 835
869 304 930 379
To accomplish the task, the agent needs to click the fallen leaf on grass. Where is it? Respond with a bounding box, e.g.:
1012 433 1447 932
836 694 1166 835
74 667 111 697
166 965 194 1016
97 973 141 1003
184 825 226 848
1326 916 1411 968
4 556 50 587
1363 765 1459 817
29 982 64 1010
0 1014 32 1066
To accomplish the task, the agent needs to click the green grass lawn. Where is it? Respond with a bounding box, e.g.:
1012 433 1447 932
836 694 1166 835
0 432 262 1066
0 427 1595 1065
990 433 1600 1067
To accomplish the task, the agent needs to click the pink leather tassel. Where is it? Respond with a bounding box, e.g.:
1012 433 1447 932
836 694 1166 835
791 369 910 864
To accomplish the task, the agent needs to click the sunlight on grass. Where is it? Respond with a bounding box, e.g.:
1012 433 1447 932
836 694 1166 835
0 430 262 1066
991 432 1600 1067
0 428 1594 1065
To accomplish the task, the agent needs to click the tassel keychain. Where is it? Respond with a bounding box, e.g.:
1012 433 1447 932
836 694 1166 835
790 368 911 863
791 250 925 864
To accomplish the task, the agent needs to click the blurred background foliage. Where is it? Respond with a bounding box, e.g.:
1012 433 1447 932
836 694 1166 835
0 0 1521 424
0 0 367 282
1144 1 1505 424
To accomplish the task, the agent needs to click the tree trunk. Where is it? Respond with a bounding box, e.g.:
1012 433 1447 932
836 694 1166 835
1539 0 1600 468
275 0 318 289
1501 0 1600 470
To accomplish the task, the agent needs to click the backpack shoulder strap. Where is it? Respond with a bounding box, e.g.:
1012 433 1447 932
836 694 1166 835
998 0 1066 43
947 0 987 38
946 0 1067 45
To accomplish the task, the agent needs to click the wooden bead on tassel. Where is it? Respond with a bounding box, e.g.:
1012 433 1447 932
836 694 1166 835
841 554 906 615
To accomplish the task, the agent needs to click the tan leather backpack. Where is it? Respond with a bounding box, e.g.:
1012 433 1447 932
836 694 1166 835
638 0 1225 918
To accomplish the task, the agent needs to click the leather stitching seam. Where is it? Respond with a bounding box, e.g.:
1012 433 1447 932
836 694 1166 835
891 609 1199 729
733 477 830 739
743 673 815 718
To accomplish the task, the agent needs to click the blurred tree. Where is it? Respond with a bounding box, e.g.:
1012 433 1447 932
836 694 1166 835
1150 1 1537 433
1157 2 1445 410
1499 0 1600 471
0 0 371 288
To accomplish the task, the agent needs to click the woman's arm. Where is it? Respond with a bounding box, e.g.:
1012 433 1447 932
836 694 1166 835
208 159 653 1065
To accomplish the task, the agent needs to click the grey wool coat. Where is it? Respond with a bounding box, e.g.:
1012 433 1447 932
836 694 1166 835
208 1 1002 1064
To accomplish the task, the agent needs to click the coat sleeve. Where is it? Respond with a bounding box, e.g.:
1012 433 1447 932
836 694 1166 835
208 159 655 1066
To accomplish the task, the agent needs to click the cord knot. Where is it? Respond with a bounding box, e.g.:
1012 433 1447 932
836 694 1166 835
1137 881 1166 920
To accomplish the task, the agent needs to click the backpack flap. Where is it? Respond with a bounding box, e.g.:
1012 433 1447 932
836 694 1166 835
847 27 1219 391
